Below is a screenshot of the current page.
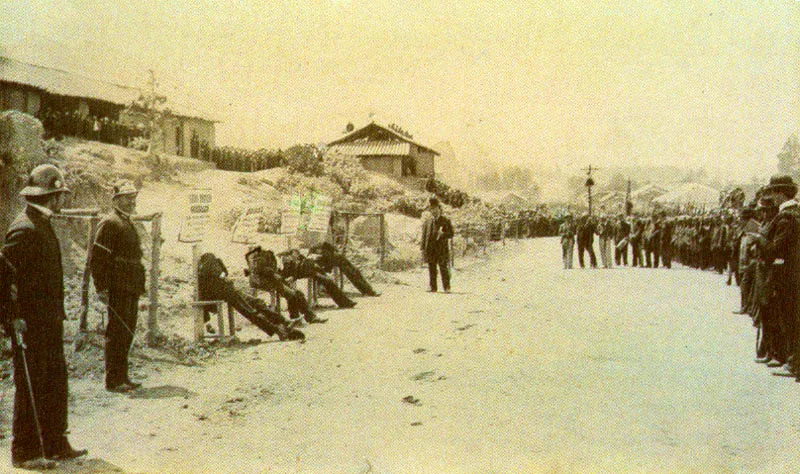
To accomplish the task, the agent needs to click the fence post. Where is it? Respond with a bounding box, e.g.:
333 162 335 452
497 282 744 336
78 216 99 334
147 213 163 345
379 213 386 269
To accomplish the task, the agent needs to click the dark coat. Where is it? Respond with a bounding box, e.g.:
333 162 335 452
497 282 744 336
615 219 631 243
760 205 800 304
2 206 70 459
422 215 454 263
2 206 66 325
90 211 146 296
577 220 595 245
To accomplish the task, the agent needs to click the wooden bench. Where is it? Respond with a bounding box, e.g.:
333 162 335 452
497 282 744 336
191 300 235 338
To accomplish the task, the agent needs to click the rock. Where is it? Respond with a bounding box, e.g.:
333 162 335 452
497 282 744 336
0 110 46 168
0 110 46 236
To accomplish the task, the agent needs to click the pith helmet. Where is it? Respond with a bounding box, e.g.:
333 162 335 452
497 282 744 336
19 164 71 197
112 180 138 198
764 175 798 198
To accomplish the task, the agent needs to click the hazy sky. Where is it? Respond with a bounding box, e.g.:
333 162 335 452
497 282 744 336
2 1 798 181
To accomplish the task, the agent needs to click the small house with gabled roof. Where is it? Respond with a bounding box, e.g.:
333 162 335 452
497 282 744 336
326 122 439 185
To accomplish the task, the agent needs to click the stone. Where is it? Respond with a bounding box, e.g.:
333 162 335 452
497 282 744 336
0 110 47 239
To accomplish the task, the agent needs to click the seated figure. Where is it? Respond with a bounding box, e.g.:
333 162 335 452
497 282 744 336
279 249 357 309
309 242 380 297
244 246 326 324
197 253 304 341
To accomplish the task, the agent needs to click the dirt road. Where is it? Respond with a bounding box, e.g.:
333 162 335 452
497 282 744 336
4 237 800 473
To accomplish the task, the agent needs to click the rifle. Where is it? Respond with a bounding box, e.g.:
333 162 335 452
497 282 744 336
0 255 46 458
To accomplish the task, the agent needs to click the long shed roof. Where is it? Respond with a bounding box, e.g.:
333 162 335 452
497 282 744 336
0 56 216 122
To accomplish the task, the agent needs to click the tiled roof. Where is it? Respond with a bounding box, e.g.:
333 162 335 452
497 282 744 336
327 122 440 156
0 56 216 122
327 141 411 156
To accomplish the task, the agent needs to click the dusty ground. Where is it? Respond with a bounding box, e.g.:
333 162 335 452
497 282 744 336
3 237 800 473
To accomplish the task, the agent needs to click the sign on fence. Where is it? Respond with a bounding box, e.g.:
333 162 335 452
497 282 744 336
307 194 332 233
179 188 212 243
280 195 303 235
231 204 263 244
281 193 330 235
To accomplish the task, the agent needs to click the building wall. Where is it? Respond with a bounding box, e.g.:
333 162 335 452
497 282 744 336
411 146 436 178
359 155 400 177
0 82 42 117
121 112 215 158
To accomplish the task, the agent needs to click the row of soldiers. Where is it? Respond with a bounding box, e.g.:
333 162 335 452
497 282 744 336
558 174 800 381
725 175 800 380
558 212 676 269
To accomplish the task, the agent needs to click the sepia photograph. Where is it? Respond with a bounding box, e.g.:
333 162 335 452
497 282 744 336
1 1 799 472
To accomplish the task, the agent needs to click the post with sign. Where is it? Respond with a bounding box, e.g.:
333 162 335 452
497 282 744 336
232 205 264 245
179 188 212 342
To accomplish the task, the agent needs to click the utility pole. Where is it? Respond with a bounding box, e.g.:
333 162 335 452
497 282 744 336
582 165 599 216
625 178 632 216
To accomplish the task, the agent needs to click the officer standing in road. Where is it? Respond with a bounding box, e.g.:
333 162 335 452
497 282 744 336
421 197 454 292
2 164 87 469
90 181 146 393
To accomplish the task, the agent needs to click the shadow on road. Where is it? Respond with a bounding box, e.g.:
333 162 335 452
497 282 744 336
128 385 195 399
21 458 126 473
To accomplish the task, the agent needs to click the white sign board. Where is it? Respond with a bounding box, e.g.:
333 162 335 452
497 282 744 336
280 193 331 235
179 188 212 243
307 194 332 233
231 205 264 244
280 195 303 235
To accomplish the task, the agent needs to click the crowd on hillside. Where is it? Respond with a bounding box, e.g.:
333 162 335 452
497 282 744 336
40 108 147 147
36 107 284 172
558 174 800 383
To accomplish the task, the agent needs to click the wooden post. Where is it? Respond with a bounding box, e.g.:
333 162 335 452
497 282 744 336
147 213 163 345
227 304 235 336
344 215 350 255
379 213 386 269
78 217 99 333
192 244 204 342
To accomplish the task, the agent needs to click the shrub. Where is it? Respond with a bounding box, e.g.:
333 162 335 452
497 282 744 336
283 144 323 176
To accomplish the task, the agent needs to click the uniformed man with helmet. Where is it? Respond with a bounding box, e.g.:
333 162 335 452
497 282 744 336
1 164 87 469
90 180 146 393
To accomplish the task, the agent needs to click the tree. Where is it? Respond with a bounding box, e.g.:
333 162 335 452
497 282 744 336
501 165 533 190
127 70 170 156
777 134 800 180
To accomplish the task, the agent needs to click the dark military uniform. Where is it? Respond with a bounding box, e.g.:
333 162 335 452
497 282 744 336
614 217 630 266
90 210 146 389
575 217 597 269
660 218 674 269
2 206 71 462
311 242 379 296
246 247 320 322
280 252 356 308
198 253 302 340
758 202 800 366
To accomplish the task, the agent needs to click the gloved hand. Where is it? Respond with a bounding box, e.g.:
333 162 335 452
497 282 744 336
12 318 26 334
